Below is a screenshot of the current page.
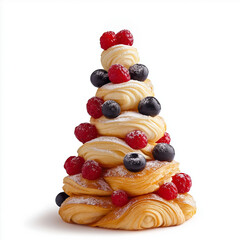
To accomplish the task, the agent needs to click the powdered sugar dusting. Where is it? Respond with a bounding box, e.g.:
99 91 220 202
68 174 112 191
66 196 112 207
104 161 169 178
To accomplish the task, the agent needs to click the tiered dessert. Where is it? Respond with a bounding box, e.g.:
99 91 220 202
55 30 196 230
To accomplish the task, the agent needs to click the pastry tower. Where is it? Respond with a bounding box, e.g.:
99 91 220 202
56 30 196 230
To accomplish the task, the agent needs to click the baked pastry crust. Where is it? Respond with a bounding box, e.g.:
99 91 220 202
103 161 180 196
59 195 115 224
90 111 166 143
77 136 154 168
63 174 113 196
63 161 179 197
101 44 140 70
59 193 196 230
95 79 154 111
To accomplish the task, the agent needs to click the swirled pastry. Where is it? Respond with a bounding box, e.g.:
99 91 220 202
59 193 196 230
103 161 180 196
77 136 153 168
174 193 197 221
90 111 166 143
63 173 112 196
59 195 115 224
92 194 186 230
95 79 154 111
101 44 140 70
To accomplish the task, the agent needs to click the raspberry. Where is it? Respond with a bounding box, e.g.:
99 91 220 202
87 97 104 119
74 123 98 143
100 31 116 50
111 190 129 207
81 160 102 180
125 130 148 149
64 156 85 175
108 64 130 84
172 173 192 193
156 182 178 200
116 30 134 46
156 132 171 144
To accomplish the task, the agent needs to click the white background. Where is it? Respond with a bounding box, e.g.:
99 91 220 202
1 0 240 239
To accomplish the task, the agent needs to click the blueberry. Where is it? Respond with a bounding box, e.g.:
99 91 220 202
129 64 149 81
138 96 161 117
152 143 175 162
55 192 69 207
102 100 121 119
90 69 110 88
123 153 146 172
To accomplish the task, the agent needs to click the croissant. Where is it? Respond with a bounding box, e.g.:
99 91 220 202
59 193 196 230
77 136 153 168
90 111 166 143
95 79 154 111
103 161 180 196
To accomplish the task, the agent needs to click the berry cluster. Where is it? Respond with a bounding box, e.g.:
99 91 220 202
156 173 192 200
64 155 102 180
100 30 134 50
90 63 149 89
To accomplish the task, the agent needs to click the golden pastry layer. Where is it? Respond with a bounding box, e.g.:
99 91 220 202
101 44 140 70
77 136 153 168
63 174 112 196
59 193 196 230
90 111 166 143
104 161 180 196
59 195 115 224
174 193 197 221
95 79 154 111
92 194 186 229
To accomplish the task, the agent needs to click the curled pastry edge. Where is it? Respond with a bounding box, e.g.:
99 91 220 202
62 175 113 196
91 193 196 230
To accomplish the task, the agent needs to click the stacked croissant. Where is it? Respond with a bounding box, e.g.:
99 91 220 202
55 30 196 230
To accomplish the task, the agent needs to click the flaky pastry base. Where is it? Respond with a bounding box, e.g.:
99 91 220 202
59 193 196 230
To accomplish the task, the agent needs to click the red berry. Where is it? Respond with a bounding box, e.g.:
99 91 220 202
74 123 98 143
116 30 134 46
100 31 116 50
64 156 85 175
172 173 192 193
111 190 129 207
87 97 104 119
81 160 102 180
125 130 148 149
108 64 130 84
156 132 171 144
156 182 178 200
